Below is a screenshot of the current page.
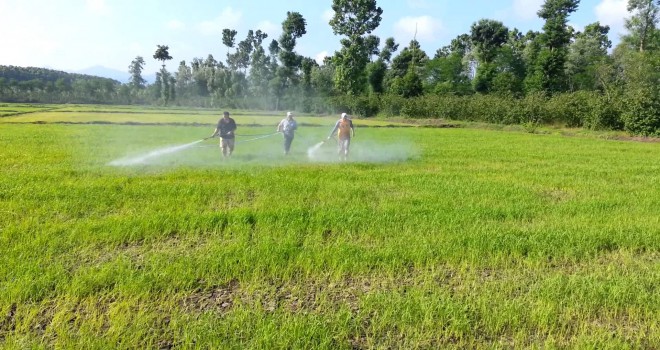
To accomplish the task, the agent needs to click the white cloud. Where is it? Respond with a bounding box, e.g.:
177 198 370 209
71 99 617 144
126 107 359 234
394 16 443 43
512 0 544 20
197 7 242 36
256 20 280 39
595 0 628 36
167 20 185 30
315 51 329 64
86 0 110 16
322 9 334 23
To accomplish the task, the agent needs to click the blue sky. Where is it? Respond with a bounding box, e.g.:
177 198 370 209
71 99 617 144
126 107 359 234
0 0 631 75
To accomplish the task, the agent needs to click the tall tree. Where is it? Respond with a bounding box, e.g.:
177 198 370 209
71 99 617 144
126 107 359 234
222 29 239 70
268 12 307 109
425 34 473 95
623 0 660 52
530 0 580 93
388 40 428 97
153 45 174 104
565 22 612 91
249 30 272 98
153 45 173 69
174 60 193 98
231 30 256 73
366 37 398 94
330 0 383 95
390 40 429 78
470 19 509 64
128 56 146 90
470 19 509 93
278 11 307 88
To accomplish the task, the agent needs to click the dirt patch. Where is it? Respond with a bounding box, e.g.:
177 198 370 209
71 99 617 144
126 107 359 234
0 303 17 337
180 279 240 314
609 135 660 143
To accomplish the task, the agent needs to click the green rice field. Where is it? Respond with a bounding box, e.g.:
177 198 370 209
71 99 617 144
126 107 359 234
0 105 658 349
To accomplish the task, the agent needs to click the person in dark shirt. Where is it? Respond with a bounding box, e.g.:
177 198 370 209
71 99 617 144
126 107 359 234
210 111 237 158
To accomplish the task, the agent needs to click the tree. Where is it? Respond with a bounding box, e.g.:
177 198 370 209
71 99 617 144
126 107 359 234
128 56 146 90
366 37 397 94
222 29 239 70
623 0 660 52
390 40 429 78
469 19 509 93
470 19 509 64
249 30 272 98
272 11 307 108
153 45 174 104
222 29 238 48
278 11 307 85
153 45 173 69
330 0 383 95
175 60 193 98
565 22 612 91
227 30 255 73
531 0 580 93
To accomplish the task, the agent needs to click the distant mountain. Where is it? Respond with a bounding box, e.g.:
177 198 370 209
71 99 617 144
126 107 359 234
72 66 156 84
0 65 121 85
74 66 129 83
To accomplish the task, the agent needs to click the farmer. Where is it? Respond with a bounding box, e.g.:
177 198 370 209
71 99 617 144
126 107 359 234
277 111 298 155
327 112 355 161
210 111 237 158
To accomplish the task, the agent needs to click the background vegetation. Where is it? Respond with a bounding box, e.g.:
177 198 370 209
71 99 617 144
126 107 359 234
1 0 659 136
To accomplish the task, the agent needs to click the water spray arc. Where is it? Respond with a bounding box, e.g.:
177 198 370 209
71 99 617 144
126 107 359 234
108 139 207 166
109 132 282 166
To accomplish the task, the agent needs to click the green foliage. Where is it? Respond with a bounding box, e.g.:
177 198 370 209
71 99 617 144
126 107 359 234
531 0 580 93
470 19 509 64
366 59 387 93
329 0 383 38
545 92 624 130
330 0 383 95
623 0 660 52
566 22 612 91
390 40 429 79
3 0 658 138
153 45 173 68
128 56 147 90
620 52 660 135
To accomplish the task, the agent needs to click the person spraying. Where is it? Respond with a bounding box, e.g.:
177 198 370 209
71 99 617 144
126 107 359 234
277 111 298 155
327 112 355 161
209 111 237 158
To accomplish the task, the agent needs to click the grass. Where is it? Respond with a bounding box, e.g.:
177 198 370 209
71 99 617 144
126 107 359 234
0 104 409 127
0 103 58 116
0 104 659 349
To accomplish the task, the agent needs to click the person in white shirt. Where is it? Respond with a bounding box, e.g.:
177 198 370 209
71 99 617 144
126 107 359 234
277 111 298 155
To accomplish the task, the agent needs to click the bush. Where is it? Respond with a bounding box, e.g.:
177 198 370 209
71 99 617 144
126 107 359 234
547 92 594 127
622 87 660 136
379 94 406 117
620 53 660 136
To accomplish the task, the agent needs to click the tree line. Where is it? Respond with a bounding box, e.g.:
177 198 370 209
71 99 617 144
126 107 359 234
0 65 122 104
1 0 658 135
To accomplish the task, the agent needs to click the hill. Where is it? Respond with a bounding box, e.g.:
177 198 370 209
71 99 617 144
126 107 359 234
0 65 121 85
